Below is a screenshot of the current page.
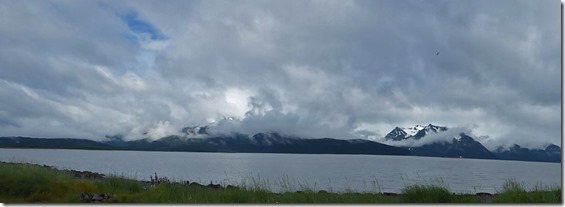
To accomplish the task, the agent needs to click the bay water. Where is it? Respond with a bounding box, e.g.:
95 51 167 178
0 148 560 194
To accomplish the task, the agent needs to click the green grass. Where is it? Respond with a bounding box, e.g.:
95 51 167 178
400 184 475 203
491 178 562 203
0 162 77 202
0 162 560 203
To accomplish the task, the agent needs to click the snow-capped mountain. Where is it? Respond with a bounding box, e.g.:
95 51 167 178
384 124 447 141
383 124 495 159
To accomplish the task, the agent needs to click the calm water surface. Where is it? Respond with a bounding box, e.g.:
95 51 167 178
0 148 560 193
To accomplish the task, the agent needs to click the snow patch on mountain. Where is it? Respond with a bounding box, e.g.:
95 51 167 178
454 134 462 141
403 125 425 137
381 125 472 148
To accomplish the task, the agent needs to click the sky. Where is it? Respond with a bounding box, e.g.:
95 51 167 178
0 0 560 150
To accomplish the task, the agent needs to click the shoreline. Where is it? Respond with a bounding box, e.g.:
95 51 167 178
3 161 560 203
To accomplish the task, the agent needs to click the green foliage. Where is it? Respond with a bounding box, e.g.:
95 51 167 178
492 179 561 203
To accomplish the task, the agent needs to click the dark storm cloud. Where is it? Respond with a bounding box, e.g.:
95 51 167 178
0 0 559 148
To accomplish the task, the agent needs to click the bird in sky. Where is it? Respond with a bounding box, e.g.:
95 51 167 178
436 52 439 55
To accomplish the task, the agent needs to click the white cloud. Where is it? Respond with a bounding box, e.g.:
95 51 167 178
145 121 180 140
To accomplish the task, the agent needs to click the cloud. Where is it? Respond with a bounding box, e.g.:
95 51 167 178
0 0 560 148
144 121 180 140
209 87 356 139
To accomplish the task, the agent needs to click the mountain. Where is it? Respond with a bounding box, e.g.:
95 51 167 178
0 133 410 156
384 124 493 159
0 136 114 150
406 133 494 159
178 117 237 138
104 132 410 155
384 124 447 141
493 144 561 163
180 125 210 138
383 124 560 162
384 127 408 141
0 123 559 163
545 144 561 154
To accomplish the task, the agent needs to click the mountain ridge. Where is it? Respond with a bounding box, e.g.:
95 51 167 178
381 124 560 162
0 123 559 163
0 132 559 163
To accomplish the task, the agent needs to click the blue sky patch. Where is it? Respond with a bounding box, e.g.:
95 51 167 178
119 12 167 41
